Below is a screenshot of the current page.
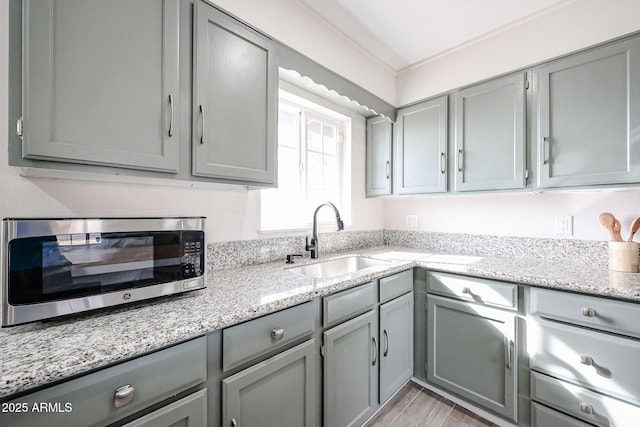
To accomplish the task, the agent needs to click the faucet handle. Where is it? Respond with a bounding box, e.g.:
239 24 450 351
285 254 303 264
305 236 312 251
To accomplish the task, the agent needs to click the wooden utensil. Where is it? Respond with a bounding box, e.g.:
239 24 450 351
628 217 640 242
613 219 623 242
599 212 622 242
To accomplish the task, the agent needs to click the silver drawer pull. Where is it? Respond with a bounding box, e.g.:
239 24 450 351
582 307 596 317
271 328 284 341
231 418 238 427
114 384 135 408
462 287 471 294
579 402 594 415
580 354 593 366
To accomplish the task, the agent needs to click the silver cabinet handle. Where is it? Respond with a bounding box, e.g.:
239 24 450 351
440 152 446 174
504 337 512 371
231 418 238 427
168 94 174 137
372 337 378 366
383 330 389 357
271 328 284 341
462 287 471 294
579 402 594 415
580 354 593 366
582 307 596 317
457 149 463 172
199 105 205 144
385 160 390 179
542 137 550 165
114 384 135 408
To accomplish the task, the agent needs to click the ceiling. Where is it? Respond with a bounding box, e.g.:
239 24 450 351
301 0 571 71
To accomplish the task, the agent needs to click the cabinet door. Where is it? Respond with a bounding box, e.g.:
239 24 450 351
536 37 640 188
193 0 277 185
379 292 413 404
366 116 393 196
123 389 207 427
394 96 448 194
222 340 316 427
454 73 526 191
427 295 517 421
22 0 180 173
324 310 378 427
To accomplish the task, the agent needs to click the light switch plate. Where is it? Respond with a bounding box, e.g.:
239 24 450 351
406 214 419 229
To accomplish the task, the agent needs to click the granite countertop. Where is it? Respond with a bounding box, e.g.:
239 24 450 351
2 246 640 399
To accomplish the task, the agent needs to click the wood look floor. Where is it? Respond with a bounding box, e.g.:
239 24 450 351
365 382 498 427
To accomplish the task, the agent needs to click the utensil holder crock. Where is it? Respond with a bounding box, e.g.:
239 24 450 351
608 241 640 273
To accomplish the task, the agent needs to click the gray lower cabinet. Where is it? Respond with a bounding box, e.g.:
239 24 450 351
366 116 393 197
379 292 413 403
193 0 277 185
123 389 207 427
222 339 316 427
527 287 640 427
427 294 517 421
2 337 207 427
20 0 180 173
394 96 448 194
536 35 640 188
323 310 378 427
453 72 527 191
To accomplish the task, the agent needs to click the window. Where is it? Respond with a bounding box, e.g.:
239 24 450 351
261 89 351 231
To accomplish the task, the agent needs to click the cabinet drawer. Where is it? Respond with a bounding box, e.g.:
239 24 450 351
4 337 206 427
222 301 314 372
529 319 640 406
531 402 594 427
530 288 640 339
427 272 518 310
323 282 376 327
379 269 413 303
531 372 640 427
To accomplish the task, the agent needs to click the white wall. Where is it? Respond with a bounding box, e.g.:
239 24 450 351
397 0 640 105
210 0 397 106
0 2 384 243
383 190 640 241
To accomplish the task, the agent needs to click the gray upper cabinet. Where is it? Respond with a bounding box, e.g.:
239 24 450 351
536 36 640 188
394 96 448 194
454 72 527 191
366 116 393 197
21 0 180 173
193 0 277 185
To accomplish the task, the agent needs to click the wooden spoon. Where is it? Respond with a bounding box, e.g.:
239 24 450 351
628 217 640 242
613 219 623 242
599 212 620 241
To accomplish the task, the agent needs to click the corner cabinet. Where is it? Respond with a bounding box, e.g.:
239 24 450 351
453 72 527 191
193 0 278 186
394 96 448 194
366 116 393 197
536 36 640 188
20 0 180 173
426 273 518 422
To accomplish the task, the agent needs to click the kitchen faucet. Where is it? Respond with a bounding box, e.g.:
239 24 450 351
305 202 344 259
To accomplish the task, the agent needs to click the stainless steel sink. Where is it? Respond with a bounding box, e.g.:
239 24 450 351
287 255 388 279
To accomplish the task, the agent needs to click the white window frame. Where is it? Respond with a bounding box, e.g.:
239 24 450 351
260 89 351 232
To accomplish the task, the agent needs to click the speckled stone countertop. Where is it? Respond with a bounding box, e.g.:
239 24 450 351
2 246 640 399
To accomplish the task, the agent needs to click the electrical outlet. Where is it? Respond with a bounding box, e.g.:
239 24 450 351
406 214 419 229
555 215 573 235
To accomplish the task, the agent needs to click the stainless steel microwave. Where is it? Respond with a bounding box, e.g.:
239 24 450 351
1 217 205 326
